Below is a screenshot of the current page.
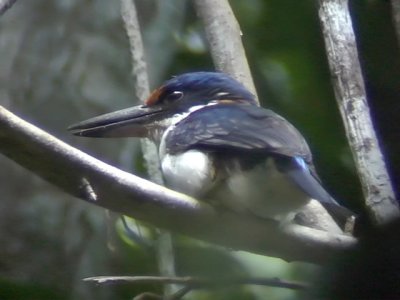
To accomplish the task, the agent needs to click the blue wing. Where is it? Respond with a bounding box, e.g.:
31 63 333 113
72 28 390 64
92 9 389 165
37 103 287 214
166 103 312 161
166 103 352 217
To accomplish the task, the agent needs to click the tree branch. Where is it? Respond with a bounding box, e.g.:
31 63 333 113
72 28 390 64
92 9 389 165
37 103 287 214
318 0 399 224
84 275 307 291
0 105 355 264
0 0 17 16
120 1 177 296
193 0 257 100
391 0 400 48
85 275 307 299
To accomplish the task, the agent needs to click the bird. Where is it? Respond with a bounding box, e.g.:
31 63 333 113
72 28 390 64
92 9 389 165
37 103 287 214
68 71 351 223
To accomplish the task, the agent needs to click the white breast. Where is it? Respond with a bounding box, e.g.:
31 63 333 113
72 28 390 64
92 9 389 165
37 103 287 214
160 148 310 220
161 150 216 197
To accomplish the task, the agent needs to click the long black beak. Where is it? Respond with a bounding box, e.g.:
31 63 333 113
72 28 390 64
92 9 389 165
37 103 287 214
68 105 165 138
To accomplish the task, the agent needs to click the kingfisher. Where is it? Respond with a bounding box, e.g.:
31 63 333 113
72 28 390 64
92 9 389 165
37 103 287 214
68 72 351 223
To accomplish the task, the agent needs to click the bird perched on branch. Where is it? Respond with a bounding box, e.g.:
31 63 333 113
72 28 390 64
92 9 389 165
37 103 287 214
69 72 351 223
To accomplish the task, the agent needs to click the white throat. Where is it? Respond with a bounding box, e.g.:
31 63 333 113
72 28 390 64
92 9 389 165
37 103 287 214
158 102 216 159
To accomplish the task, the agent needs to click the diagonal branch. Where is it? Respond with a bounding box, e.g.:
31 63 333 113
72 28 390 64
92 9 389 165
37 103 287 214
193 0 257 100
0 105 355 264
0 0 18 16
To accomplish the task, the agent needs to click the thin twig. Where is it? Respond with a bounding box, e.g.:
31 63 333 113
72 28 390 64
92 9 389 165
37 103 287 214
120 0 177 295
318 0 399 224
121 216 152 248
165 286 192 300
133 292 162 300
120 0 150 102
84 275 308 291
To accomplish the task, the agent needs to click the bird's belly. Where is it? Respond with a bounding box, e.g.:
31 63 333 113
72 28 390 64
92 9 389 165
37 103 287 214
161 152 309 220
211 159 310 220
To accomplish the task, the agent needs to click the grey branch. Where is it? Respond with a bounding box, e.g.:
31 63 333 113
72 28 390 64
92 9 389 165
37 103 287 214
193 0 257 100
0 0 17 16
120 0 150 102
0 105 356 264
391 0 400 48
318 0 399 224
84 275 308 291
120 0 177 296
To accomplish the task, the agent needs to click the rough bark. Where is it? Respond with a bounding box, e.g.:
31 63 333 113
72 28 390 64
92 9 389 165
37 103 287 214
318 0 399 224
193 0 257 100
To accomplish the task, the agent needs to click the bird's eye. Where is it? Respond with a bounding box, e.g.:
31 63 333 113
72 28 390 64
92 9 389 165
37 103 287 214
164 91 183 103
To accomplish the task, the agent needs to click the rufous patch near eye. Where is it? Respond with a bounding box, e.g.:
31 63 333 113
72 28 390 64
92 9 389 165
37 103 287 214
216 99 236 104
217 99 253 105
145 86 165 106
